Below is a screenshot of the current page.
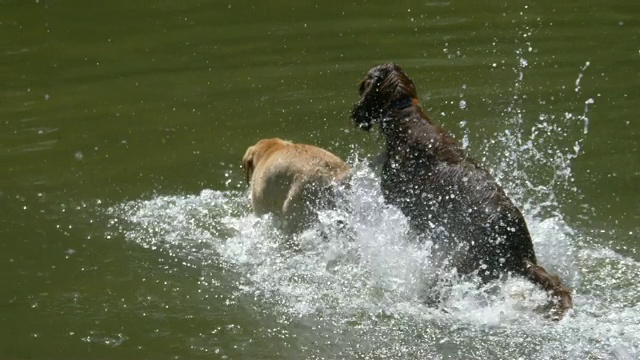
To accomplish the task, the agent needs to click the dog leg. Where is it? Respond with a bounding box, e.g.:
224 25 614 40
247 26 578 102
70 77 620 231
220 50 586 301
282 179 316 235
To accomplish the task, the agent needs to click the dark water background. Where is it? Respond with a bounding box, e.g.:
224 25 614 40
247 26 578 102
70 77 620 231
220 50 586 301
2 0 639 359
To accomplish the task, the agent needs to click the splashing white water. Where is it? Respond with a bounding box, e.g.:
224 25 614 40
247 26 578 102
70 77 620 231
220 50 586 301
107 148 639 358
105 15 638 355
575 61 591 93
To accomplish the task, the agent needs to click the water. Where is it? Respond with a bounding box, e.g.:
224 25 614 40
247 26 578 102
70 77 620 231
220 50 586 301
105 131 638 359
2 0 639 359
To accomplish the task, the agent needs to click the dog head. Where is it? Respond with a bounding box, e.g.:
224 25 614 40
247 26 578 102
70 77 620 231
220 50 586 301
351 63 419 131
241 138 291 184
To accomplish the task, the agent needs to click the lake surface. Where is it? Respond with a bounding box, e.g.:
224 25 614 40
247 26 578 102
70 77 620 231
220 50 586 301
2 0 639 359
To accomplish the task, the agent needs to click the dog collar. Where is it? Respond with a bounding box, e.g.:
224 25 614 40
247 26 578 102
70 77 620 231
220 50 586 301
393 97 420 110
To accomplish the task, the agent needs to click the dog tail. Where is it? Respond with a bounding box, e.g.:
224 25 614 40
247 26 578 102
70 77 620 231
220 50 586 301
523 260 573 321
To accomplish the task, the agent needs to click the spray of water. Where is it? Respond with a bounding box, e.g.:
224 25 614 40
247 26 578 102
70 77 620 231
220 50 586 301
108 140 639 358
105 20 638 360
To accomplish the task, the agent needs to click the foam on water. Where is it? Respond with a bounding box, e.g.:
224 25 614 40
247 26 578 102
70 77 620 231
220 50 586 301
107 150 639 358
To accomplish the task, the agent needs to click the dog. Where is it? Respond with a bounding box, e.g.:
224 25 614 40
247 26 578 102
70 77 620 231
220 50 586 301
242 138 350 235
351 63 572 320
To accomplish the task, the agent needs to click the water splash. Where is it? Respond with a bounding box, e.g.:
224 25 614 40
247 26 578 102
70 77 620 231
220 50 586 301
474 18 595 227
575 61 591 93
105 57 638 360
104 12 639 357
107 147 639 358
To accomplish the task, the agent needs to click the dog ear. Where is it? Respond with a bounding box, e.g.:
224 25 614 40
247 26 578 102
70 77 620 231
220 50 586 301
351 67 388 131
241 146 254 184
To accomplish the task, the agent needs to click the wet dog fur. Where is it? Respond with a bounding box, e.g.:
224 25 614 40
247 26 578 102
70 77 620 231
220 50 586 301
242 138 350 235
351 63 572 320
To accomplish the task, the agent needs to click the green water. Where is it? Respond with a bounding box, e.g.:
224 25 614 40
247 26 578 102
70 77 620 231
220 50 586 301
2 0 639 359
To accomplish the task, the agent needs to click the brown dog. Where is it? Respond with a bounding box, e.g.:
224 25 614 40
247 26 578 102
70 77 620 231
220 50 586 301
242 138 350 234
351 63 572 320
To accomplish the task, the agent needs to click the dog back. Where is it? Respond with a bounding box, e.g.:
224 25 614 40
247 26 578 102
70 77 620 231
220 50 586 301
242 138 349 233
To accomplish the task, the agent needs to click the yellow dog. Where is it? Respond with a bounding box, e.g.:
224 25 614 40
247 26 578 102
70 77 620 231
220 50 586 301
242 138 350 234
